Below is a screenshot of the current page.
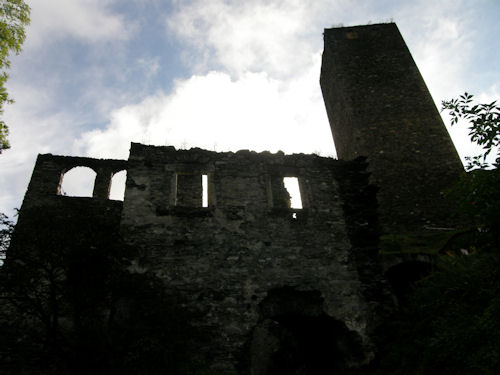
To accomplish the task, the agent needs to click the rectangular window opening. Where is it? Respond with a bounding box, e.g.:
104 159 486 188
283 177 302 209
202 174 208 207
175 172 203 207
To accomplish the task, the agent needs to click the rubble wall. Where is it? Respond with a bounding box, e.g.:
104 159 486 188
121 143 385 372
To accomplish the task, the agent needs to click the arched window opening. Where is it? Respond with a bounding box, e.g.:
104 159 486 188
109 170 127 201
59 166 96 197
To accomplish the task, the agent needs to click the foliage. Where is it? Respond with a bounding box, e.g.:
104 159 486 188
0 211 14 262
446 168 500 248
375 253 500 375
0 0 30 153
441 92 500 170
442 93 500 248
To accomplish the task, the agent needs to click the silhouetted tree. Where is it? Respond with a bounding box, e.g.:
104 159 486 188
442 92 499 170
0 0 30 152
0 212 14 262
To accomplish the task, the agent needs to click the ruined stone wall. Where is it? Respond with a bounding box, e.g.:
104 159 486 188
3 154 128 374
21 153 127 206
121 143 387 373
320 23 464 232
9 154 127 257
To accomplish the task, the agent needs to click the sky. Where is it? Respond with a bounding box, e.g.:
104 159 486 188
0 0 499 218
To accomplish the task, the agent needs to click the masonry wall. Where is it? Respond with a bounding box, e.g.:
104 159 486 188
121 143 387 373
9 154 126 260
320 23 464 232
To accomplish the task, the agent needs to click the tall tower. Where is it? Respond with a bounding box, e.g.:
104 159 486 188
320 23 464 233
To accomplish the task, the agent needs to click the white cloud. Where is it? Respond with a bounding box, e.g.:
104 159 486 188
78 0 484 165
76 53 335 159
477 85 500 104
25 0 132 48
403 16 472 104
0 83 82 216
166 0 344 78
76 0 352 160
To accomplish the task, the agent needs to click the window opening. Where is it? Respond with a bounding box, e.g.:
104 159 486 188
109 170 127 201
59 166 96 197
202 174 208 207
175 172 205 207
283 177 302 209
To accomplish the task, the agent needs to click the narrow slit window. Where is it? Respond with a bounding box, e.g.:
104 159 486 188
283 177 302 209
202 174 208 207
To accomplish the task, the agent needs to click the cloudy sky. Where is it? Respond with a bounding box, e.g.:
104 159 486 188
0 0 499 217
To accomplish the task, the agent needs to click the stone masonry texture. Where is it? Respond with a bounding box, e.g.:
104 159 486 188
9 145 388 373
320 23 464 232
121 144 387 372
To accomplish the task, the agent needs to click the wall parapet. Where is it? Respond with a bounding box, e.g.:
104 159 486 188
22 153 128 208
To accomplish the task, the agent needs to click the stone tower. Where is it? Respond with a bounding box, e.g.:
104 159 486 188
320 23 464 233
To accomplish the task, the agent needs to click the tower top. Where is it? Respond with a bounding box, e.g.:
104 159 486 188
320 22 463 232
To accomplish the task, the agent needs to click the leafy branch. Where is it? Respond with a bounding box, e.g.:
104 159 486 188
441 92 500 170
0 0 30 153
0 211 14 263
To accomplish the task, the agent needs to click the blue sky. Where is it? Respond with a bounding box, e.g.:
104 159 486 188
0 0 499 217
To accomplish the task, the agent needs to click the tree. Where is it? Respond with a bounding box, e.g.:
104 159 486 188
441 92 500 170
371 93 500 375
442 93 500 245
0 212 14 264
0 0 30 153
373 254 500 375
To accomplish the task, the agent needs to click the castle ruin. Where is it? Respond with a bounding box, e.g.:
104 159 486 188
6 23 464 374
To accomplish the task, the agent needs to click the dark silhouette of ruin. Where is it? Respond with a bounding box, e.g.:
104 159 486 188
5 23 464 374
